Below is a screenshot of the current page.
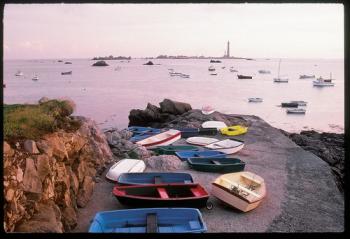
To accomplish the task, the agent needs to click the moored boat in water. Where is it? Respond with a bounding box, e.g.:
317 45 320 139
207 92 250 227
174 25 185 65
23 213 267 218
237 75 252 79
313 73 335 87
208 65 216 71
88 208 207 233
281 102 299 108
211 171 266 212
286 108 306 114
61 71 72 75
299 74 315 79
248 97 263 103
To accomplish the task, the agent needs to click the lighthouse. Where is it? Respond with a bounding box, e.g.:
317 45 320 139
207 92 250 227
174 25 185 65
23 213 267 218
227 41 230 58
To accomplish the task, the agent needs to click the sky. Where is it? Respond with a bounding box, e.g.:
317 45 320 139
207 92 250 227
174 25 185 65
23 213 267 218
3 3 344 59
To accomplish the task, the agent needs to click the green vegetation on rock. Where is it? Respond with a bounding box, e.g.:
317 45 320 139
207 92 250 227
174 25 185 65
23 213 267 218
4 99 81 140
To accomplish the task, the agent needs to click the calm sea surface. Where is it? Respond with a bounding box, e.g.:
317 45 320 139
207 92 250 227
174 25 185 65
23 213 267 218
3 58 344 133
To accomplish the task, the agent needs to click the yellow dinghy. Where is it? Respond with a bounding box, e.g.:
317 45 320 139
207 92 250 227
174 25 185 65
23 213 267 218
211 171 266 212
220 125 248 136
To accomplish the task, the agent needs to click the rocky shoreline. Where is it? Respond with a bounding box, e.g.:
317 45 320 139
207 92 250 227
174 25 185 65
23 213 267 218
280 129 344 193
3 98 344 232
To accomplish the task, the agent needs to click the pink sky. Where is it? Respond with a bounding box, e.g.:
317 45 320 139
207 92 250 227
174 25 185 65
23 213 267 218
4 3 344 59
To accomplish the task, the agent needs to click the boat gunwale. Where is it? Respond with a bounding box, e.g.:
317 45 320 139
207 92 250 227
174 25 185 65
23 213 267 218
136 130 181 147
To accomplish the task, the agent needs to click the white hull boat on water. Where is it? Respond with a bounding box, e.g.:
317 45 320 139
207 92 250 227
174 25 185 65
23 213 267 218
208 66 216 72
136 129 181 148
248 98 263 103
211 171 266 212
274 59 288 83
286 108 306 114
32 75 39 81
106 159 146 182
201 121 227 130
205 139 245 155
313 73 335 87
15 71 23 76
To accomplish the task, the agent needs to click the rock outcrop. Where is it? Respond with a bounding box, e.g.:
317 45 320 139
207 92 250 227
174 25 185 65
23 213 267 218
3 117 113 232
143 61 154 65
281 130 344 193
128 99 248 128
92 60 109 66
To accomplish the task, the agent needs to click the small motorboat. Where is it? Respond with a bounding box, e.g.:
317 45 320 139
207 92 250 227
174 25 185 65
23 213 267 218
32 75 39 81
64 61 72 64
174 128 200 138
313 73 335 87
290 101 307 106
208 66 216 71
229 68 238 73
201 105 215 115
286 108 306 114
201 121 227 130
175 150 227 161
187 157 245 173
211 171 266 212
237 75 252 79
180 74 190 78
117 172 194 186
61 71 72 75
220 125 248 136
15 70 23 76
210 59 221 63
281 102 299 108
105 159 146 182
150 145 199 155
210 73 217 76
58 60 63 62
198 128 218 136
273 77 288 83
205 139 245 155
186 136 220 146
258 70 271 74
136 129 181 148
89 208 207 233
169 72 183 77
248 97 263 103
113 183 210 208
299 74 315 79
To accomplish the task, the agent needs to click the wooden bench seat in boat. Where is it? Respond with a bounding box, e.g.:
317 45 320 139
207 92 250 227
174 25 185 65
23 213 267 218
157 188 169 199
190 187 202 197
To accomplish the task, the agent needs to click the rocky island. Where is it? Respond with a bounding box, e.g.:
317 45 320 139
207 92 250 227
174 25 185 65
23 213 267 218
3 98 344 233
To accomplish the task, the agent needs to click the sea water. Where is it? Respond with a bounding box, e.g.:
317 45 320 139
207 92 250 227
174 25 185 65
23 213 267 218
3 58 344 133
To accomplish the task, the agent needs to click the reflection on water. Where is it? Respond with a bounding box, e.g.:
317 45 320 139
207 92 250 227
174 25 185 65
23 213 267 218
3 58 344 133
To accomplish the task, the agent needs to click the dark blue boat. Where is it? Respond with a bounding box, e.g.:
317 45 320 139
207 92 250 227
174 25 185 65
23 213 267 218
117 172 194 185
187 157 245 173
199 128 218 136
89 208 207 233
128 126 161 136
175 150 227 161
176 128 200 138
129 133 155 142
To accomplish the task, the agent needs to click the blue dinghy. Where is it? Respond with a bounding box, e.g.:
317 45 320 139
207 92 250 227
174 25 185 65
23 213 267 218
128 126 161 136
117 172 194 185
175 150 227 161
89 208 207 233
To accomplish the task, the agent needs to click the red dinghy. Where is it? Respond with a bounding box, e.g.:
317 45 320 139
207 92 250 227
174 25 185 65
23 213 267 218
113 183 209 208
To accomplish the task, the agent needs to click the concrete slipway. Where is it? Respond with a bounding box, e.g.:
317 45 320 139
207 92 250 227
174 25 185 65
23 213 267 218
73 115 344 232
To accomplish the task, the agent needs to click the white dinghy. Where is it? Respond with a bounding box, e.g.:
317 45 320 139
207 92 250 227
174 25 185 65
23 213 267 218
106 159 146 182
201 121 227 130
186 137 220 146
136 129 181 148
205 139 245 154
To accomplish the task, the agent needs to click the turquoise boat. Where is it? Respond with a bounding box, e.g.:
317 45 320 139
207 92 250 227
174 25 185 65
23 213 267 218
187 157 245 173
150 145 200 155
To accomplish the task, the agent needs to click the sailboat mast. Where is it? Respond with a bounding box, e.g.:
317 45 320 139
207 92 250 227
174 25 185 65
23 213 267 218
277 59 281 78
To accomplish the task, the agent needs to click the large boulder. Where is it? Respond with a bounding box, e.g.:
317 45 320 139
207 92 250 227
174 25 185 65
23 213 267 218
92 60 108 66
159 99 192 115
23 140 40 154
144 155 184 171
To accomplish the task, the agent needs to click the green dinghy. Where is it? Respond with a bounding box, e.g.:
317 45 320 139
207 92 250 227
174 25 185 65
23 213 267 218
187 157 245 173
150 145 199 155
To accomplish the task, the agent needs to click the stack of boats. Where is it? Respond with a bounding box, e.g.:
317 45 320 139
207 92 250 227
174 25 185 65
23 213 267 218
89 122 267 233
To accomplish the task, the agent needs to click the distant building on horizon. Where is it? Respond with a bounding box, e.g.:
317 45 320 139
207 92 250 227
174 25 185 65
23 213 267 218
223 41 231 58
